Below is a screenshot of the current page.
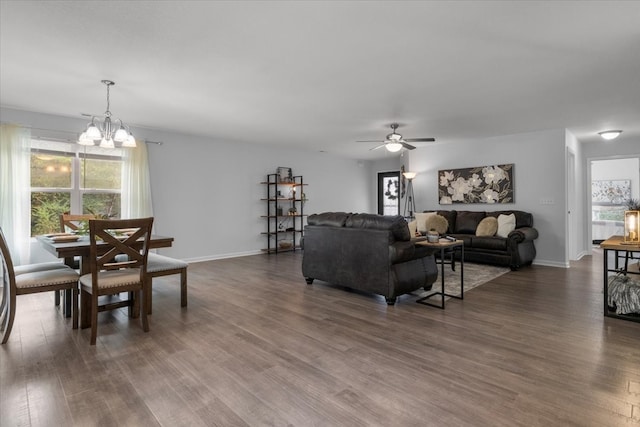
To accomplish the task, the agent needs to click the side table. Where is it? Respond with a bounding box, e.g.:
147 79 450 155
415 239 464 309
600 235 640 323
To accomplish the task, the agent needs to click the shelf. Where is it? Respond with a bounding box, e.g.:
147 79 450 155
260 215 307 218
262 173 306 255
260 182 307 187
261 246 302 254
261 230 303 235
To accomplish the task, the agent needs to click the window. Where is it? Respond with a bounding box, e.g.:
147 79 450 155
30 139 123 236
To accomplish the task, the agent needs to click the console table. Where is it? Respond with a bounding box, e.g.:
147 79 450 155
415 239 464 309
600 235 640 323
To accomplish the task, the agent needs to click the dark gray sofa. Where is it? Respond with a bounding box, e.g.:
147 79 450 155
426 209 538 270
302 212 438 305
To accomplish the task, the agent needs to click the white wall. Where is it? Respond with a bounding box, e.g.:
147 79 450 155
406 129 568 267
1 107 371 262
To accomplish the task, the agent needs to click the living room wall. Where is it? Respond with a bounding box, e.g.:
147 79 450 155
406 129 569 267
1 107 372 262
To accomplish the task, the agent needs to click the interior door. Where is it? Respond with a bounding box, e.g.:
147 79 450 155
377 171 400 215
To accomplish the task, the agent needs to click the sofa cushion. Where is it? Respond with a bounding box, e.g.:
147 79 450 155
496 213 516 238
308 212 351 227
414 212 436 234
455 211 486 234
425 215 449 235
408 220 418 237
487 210 533 228
345 213 411 242
476 217 498 237
437 210 457 234
470 236 508 251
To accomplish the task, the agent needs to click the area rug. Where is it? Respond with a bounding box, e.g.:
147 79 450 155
417 262 510 300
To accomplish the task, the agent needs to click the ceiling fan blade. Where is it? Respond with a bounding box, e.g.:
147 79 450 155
356 140 385 143
404 137 436 142
400 141 416 150
369 144 387 151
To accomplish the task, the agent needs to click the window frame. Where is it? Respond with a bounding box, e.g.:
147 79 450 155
29 138 123 235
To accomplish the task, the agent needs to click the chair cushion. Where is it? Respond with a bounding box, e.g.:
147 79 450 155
80 269 142 289
16 267 78 289
15 262 69 275
147 253 188 272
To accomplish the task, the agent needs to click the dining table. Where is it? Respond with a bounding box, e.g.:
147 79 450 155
37 233 174 317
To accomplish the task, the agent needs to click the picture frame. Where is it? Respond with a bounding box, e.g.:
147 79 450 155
591 179 631 205
438 163 514 204
277 167 293 183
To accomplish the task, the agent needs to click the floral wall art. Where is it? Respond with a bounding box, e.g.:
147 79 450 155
438 164 514 204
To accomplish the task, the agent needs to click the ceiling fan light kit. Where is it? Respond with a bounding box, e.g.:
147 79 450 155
78 80 136 148
357 123 435 153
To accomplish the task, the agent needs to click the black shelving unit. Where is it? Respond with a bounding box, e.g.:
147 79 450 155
260 174 307 254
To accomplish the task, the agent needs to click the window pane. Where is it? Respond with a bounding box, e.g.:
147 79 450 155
31 192 71 236
31 152 72 188
83 193 121 219
81 158 121 190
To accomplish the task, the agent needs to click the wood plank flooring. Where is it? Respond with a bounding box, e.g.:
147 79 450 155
1 250 639 426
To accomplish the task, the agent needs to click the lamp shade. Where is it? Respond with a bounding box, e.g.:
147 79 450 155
402 171 417 180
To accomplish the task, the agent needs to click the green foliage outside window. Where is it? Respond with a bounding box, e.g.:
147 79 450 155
31 192 70 236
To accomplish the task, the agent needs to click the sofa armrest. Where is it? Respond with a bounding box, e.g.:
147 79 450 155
508 226 539 243
390 241 416 264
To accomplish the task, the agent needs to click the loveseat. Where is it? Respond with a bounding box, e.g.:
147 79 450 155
302 212 438 305
419 210 539 270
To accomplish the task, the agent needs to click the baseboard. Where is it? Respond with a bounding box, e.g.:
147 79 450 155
532 259 570 268
185 249 262 264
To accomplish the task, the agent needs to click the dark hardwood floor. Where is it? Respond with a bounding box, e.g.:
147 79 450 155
1 250 639 426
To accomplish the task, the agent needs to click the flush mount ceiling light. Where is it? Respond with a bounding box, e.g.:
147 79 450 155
598 130 623 141
78 80 136 148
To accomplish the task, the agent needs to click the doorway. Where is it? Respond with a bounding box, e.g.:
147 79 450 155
377 171 400 215
590 157 640 244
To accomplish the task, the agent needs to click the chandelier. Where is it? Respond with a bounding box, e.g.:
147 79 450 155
78 80 136 148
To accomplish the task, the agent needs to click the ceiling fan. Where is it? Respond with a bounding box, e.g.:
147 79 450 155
357 123 435 152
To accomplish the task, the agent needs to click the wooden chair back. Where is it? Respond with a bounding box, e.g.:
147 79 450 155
59 213 96 233
0 227 17 315
1 227 79 343
87 217 154 291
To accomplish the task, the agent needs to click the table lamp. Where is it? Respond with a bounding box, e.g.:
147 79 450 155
624 210 639 244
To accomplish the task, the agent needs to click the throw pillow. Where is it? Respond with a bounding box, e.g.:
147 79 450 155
408 220 418 237
425 214 449 235
496 213 516 238
414 212 436 234
476 217 498 237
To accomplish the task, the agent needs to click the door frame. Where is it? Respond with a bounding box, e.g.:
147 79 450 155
377 171 401 215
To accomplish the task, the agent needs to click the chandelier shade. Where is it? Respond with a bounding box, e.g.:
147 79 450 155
78 80 136 148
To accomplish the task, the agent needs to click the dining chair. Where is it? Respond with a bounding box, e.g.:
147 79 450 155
145 253 188 314
1 227 79 344
79 217 153 345
54 213 96 307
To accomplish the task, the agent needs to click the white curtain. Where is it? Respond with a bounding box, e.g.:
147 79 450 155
121 140 153 219
0 124 31 264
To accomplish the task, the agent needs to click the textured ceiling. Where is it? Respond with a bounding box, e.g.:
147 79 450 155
1 1 639 159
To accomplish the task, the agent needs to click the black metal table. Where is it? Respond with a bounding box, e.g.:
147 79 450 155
415 239 464 309
601 235 640 323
